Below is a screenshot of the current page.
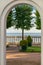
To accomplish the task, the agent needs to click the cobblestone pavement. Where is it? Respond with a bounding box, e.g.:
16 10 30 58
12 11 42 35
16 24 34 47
6 46 41 65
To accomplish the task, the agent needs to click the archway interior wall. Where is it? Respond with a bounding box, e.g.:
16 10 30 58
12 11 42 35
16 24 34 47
0 0 43 65
0 0 43 15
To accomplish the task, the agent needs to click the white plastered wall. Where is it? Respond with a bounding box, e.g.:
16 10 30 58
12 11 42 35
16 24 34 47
0 0 43 65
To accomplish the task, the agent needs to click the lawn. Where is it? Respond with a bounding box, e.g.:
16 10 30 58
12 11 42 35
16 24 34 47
26 46 41 52
20 46 41 52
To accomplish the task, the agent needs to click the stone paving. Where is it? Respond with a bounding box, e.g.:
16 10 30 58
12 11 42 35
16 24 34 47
6 46 41 65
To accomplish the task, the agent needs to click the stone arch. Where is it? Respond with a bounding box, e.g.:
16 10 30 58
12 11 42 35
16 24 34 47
0 0 43 65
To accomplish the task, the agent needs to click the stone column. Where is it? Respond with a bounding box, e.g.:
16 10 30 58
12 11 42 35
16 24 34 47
0 21 1 65
0 17 6 65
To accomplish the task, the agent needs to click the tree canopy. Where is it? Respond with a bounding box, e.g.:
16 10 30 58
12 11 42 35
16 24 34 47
12 4 33 40
13 5 33 29
35 10 41 29
7 11 13 28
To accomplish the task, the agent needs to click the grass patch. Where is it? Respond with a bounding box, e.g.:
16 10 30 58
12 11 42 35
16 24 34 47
26 46 41 52
20 46 41 53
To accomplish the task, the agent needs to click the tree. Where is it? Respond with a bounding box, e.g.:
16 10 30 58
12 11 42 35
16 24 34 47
7 11 13 28
35 10 41 29
13 4 33 40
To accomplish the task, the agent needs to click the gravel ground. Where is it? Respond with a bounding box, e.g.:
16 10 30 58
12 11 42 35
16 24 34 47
6 46 41 65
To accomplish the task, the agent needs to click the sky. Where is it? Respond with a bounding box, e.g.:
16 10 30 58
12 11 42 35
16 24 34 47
6 26 41 33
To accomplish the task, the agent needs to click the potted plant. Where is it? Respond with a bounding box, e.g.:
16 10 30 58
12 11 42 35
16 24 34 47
6 42 9 48
20 40 28 51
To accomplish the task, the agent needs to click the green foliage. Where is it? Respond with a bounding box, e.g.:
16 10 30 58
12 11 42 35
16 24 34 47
35 10 41 29
20 40 28 51
13 4 33 29
27 36 32 46
13 4 33 40
7 11 13 28
20 40 28 46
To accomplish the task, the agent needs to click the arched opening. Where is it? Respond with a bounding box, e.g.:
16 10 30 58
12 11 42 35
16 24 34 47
6 4 41 65
7 4 41 65
0 1 43 65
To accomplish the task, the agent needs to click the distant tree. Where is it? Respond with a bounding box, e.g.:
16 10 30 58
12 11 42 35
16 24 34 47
7 11 13 28
35 10 41 29
13 4 33 40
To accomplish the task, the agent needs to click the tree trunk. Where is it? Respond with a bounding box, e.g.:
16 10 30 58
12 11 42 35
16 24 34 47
22 29 24 40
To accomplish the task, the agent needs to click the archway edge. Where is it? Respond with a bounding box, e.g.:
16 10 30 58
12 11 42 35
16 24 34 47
1 0 43 34
0 0 43 17
0 0 43 65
